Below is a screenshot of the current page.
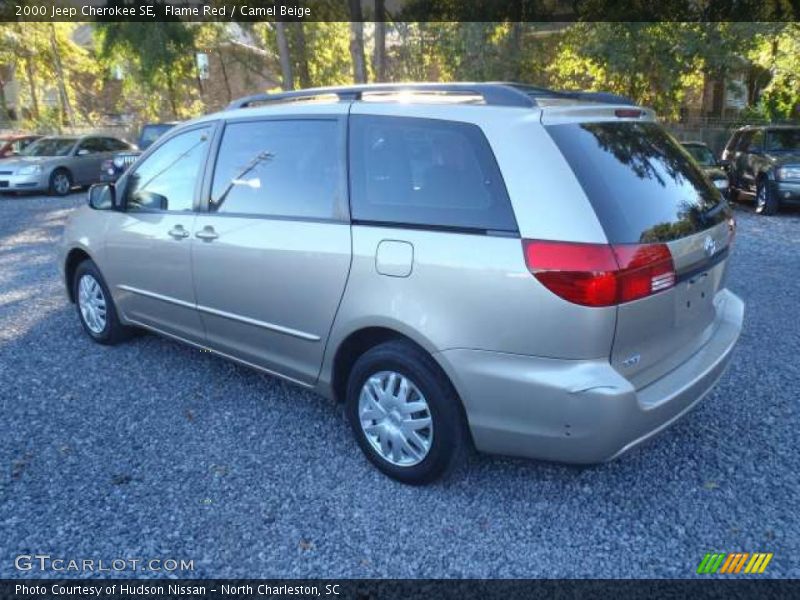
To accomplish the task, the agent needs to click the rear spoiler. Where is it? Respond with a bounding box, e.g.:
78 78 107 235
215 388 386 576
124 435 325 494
540 104 657 125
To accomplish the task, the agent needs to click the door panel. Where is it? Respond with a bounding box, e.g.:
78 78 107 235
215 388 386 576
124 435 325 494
105 213 205 342
101 124 215 342
192 217 351 384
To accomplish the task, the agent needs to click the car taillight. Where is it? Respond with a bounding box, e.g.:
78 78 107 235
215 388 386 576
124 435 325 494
522 240 676 307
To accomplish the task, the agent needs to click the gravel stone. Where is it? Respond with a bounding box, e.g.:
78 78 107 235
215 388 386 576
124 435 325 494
0 193 797 578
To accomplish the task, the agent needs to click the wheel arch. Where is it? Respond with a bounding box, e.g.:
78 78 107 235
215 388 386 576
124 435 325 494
64 246 93 303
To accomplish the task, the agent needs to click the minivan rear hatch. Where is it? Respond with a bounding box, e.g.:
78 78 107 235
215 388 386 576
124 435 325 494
545 117 734 390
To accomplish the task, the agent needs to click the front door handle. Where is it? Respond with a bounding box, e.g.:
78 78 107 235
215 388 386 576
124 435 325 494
195 226 219 241
167 225 189 239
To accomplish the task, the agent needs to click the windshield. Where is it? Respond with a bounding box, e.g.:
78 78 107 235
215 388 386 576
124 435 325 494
765 129 800 152
683 144 716 166
21 138 76 157
546 121 728 244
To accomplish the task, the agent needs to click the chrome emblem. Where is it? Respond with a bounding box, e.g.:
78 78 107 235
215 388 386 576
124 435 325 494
703 236 717 257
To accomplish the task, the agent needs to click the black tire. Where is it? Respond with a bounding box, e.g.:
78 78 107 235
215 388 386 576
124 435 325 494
755 179 779 216
345 340 469 485
72 259 135 345
49 168 72 196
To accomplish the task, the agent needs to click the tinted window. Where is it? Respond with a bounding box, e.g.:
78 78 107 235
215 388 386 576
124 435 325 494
210 119 344 219
683 144 715 166
12 137 37 153
766 129 800 152
746 130 764 152
125 126 210 212
546 121 729 244
349 115 516 232
21 138 76 157
78 138 107 154
105 138 130 151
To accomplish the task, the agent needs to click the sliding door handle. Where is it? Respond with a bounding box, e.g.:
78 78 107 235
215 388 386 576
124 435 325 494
195 226 219 241
167 225 189 239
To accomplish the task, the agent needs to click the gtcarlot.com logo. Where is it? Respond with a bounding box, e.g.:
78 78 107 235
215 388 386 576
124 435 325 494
697 552 773 574
14 554 194 573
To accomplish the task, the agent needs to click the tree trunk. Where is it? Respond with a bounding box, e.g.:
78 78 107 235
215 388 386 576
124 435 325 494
24 55 40 120
348 0 367 83
49 24 74 128
292 23 311 89
216 48 232 103
507 23 523 81
275 22 294 90
373 0 387 81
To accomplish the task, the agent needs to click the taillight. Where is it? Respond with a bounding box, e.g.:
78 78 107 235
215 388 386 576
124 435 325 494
522 240 676 307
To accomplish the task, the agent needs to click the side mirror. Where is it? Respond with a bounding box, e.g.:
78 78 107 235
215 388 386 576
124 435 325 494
76 148 90 156
88 183 115 210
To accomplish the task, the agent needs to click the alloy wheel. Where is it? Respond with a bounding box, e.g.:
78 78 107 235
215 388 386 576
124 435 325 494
54 173 70 195
78 274 107 334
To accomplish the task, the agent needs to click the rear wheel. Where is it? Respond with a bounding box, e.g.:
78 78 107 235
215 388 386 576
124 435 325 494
755 179 778 215
49 168 72 196
73 259 135 345
345 340 468 485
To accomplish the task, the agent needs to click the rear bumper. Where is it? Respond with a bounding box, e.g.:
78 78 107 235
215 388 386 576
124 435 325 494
436 288 744 464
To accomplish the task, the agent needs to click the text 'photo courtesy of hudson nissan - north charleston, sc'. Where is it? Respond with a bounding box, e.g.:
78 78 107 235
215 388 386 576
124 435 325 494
59 83 743 485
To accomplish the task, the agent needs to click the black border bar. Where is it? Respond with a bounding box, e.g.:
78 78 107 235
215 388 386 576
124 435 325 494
1 0 800 22
2 579 800 600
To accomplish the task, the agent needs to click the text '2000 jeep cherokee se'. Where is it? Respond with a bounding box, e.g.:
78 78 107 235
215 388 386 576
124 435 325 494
60 83 744 484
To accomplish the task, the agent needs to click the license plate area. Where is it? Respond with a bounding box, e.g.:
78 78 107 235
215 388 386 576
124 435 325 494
676 270 716 327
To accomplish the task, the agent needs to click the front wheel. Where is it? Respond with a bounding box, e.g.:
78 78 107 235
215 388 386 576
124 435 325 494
49 168 72 196
345 340 469 485
73 259 135 345
755 180 778 215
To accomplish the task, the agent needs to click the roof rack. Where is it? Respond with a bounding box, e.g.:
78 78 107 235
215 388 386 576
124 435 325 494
226 82 636 110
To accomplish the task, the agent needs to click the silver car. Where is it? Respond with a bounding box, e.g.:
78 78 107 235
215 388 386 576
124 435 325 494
59 84 744 484
0 135 133 196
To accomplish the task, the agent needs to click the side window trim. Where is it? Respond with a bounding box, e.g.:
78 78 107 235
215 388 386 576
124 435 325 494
118 121 219 214
200 115 349 222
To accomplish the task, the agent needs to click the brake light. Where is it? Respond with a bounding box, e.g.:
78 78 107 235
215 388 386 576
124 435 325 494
522 240 676 307
614 108 644 118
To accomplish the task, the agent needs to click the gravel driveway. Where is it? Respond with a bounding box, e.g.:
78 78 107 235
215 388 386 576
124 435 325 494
1 192 798 578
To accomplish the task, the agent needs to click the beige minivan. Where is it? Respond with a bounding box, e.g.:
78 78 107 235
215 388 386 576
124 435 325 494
60 83 744 484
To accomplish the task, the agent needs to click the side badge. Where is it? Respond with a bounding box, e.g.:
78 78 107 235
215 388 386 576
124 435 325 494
622 354 641 368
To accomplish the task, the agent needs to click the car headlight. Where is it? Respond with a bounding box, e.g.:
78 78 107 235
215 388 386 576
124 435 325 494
17 164 43 176
776 166 800 181
713 178 729 190
112 157 126 168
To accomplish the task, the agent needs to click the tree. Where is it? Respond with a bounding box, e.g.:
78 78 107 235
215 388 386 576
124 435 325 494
291 23 312 89
274 22 294 90
348 0 367 83
373 0 387 81
96 21 200 119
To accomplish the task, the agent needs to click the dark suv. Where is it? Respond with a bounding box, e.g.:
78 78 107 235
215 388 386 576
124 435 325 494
722 125 800 215
100 122 177 182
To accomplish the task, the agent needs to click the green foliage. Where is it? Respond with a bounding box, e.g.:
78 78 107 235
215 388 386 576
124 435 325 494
95 21 201 120
0 22 100 130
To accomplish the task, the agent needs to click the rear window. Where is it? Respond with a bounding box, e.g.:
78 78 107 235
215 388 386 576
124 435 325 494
349 115 517 233
546 122 729 243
